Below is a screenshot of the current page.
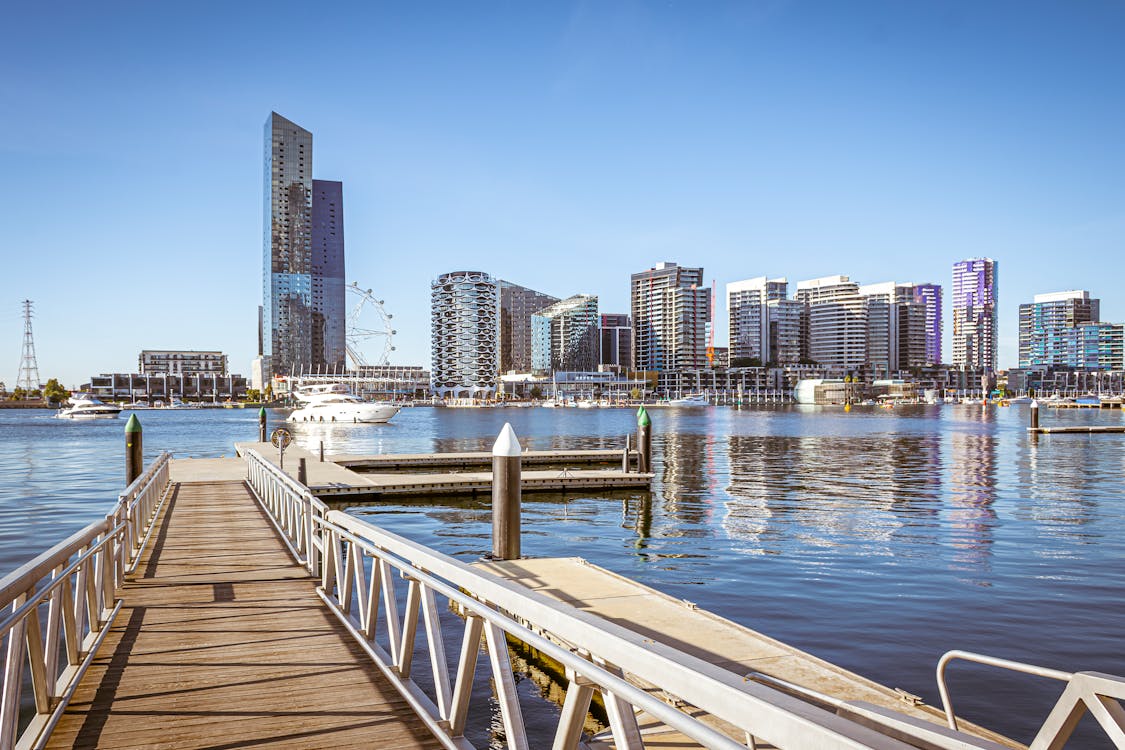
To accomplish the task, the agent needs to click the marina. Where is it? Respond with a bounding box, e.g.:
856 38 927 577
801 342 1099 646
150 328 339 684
2 405 1125 747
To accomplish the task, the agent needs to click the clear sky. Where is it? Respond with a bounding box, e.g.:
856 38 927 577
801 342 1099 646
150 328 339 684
3 1 1124 386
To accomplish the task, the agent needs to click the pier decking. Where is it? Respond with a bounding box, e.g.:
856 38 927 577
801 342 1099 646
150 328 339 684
42 475 441 750
333 448 629 471
234 442 651 500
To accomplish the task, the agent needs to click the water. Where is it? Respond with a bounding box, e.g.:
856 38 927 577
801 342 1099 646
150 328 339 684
2 404 1123 746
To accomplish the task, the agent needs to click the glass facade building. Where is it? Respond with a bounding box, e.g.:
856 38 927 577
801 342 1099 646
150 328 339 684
263 112 313 377
951 258 998 370
599 313 632 368
498 281 559 373
531 295 599 373
311 179 346 370
1018 290 1100 369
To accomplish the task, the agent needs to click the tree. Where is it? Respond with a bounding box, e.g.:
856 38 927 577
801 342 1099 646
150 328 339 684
245 388 262 402
729 357 762 368
529 385 543 400
43 378 69 404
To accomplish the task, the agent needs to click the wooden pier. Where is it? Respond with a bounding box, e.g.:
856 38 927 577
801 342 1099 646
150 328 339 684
234 442 652 500
41 468 442 750
333 448 629 471
1028 425 1125 434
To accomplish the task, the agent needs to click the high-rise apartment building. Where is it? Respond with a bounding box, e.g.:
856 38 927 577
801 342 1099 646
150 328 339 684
952 258 998 370
727 277 787 364
913 283 943 366
796 276 867 369
766 299 805 364
262 113 346 377
1053 323 1125 371
1018 290 1101 368
498 281 559 373
311 179 346 370
431 271 499 397
599 313 632 368
631 262 710 371
263 113 313 377
858 282 928 374
531 295 599 373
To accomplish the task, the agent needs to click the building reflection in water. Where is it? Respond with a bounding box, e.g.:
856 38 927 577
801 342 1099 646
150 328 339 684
946 425 997 585
720 423 942 559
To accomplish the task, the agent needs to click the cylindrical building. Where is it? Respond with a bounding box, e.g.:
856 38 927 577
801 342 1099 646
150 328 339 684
431 271 500 398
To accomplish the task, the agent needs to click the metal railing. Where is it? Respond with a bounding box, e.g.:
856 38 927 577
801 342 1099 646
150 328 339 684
0 452 172 750
937 650 1125 749
244 448 917 750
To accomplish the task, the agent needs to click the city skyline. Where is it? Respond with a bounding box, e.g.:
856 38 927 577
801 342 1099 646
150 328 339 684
5 3 1125 385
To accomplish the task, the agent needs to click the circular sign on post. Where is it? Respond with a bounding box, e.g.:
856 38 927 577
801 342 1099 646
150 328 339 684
270 427 292 449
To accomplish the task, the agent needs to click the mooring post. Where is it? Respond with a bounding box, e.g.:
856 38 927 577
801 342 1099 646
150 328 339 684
258 406 267 443
637 406 652 474
491 422 522 560
1030 400 1040 431
125 414 143 486
297 457 308 486
319 440 324 462
622 433 631 473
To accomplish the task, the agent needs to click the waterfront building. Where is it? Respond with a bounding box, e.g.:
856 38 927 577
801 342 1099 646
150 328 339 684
531 295 599 373
138 350 228 375
951 258 998 370
430 271 500 398
498 281 559 373
913 283 943 366
599 313 632 368
1018 290 1101 368
263 112 313 377
727 277 787 364
795 275 866 369
311 179 346 370
86 372 247 402
631 262 710 372
858 282 928 375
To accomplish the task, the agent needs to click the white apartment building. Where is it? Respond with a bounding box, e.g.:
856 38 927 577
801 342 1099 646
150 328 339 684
858 282 928 375
727 277 803 365
796 275 867 369
631 262 710 371
430 270 500 398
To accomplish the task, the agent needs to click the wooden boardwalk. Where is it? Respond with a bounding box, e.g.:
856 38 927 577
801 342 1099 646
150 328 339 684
44 478 442 750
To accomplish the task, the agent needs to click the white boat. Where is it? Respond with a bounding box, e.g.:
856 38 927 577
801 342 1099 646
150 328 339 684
667 394 709 406
1007 396 1033 404
287 384 399 424
56 393 122 419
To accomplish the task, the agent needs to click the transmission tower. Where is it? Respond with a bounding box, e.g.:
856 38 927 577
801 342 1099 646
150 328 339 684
17 300 41 395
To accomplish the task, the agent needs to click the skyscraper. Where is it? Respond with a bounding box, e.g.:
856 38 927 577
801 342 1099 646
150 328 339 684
1018 290 1100 368
531 295 599 373
858 282 928 375
631 262 710 371
431 271 500 397
498 281 559 373
795 275 867 369
311 179 346 370
951 258 998 370
263 112 313 376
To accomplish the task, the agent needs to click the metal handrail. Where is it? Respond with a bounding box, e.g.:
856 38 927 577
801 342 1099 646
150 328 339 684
243 448 915 750
0 452 171 750
936 650 1073 731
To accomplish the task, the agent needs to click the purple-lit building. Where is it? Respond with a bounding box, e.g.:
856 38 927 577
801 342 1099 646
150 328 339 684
913 283 943 366
311 179 346 370
951 258 997 370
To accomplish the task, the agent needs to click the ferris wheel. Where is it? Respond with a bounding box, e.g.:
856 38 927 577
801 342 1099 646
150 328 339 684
346 282 396 367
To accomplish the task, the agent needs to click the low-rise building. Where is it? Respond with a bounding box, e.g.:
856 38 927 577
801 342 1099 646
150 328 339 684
85 372 247 402
139 350 228 375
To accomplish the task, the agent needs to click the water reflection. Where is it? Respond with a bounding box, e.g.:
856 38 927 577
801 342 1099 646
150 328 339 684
946 430 997 583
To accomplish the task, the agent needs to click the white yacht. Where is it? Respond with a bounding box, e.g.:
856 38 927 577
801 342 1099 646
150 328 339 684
56 393 122 419
667 394 709 407
287 384 399 424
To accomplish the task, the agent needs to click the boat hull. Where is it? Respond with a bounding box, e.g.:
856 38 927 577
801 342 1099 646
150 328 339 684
287 403 399 424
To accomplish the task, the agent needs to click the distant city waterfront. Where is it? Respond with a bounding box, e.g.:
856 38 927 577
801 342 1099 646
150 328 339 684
2 404 1123 747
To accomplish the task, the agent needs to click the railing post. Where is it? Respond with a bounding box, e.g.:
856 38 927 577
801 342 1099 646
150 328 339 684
491 423 522 561
125 414 143 486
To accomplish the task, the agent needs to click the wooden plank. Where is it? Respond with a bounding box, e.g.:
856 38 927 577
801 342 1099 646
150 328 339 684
43 480 442 750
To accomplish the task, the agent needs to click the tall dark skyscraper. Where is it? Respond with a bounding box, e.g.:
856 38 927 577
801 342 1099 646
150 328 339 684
311 179 346 370
262 113 346 377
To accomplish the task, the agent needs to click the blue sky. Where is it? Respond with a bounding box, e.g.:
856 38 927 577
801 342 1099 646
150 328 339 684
3 1 1124 386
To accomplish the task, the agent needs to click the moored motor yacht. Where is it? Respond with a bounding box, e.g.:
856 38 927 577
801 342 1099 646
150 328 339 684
287 384 399 424
56 393 123 419
667 393 709 406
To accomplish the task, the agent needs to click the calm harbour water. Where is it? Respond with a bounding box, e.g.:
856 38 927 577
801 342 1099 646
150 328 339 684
1 403 1123 746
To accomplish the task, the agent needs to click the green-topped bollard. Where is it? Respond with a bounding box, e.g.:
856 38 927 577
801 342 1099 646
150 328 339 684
125 414 143 486
636 406 652 474
258 406 267 443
